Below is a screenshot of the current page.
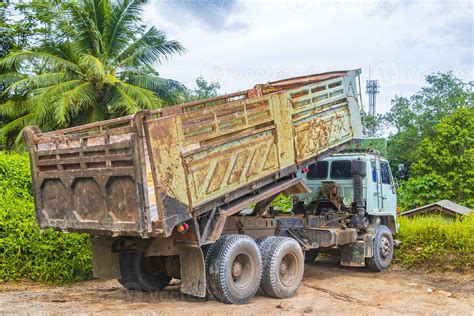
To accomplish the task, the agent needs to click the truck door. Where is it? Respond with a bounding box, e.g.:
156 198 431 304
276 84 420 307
370 159 382 211
380 160 397 213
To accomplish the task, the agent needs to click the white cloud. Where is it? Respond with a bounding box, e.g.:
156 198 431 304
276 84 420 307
144 0 474 115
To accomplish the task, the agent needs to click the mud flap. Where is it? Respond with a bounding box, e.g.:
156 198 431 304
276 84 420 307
177 243 206 297
91 237 121 279
340 241 365 267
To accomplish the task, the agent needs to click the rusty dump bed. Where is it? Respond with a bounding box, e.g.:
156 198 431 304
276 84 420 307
24 69 363 238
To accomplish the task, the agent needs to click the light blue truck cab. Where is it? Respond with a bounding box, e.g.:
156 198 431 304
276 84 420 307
292 150 398 270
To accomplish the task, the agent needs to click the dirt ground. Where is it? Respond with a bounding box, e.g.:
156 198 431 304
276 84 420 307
1 256 473 316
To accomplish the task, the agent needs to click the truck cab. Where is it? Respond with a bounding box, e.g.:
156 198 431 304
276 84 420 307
288 150 398 270
295 151 397 232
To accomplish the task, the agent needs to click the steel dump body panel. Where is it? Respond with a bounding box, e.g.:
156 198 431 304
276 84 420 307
24 117 151 236
24 70 363 237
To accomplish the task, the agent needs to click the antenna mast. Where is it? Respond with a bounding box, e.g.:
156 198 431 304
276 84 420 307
366 79 380 136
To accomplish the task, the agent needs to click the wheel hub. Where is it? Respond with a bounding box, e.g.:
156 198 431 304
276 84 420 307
279 253 298 287
230 253 253 290
232 261 243 277
380 236 391 258
280 260 288 274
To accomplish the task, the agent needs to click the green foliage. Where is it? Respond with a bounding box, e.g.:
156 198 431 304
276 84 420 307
360 110 384 137
184 76 221 101
385 72 473 175
395 215 474 272
0 151 92 283
386 72 472 135
0 0 186 147
351 138 388 157
0 151 31 197
367 72 474 272
386 125 420 176
0 0 65 54
272 194 292 212
397 174 453 210
398 107 474 210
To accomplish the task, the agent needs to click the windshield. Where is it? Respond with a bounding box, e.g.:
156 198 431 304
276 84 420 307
330 160 352 179
307 161 329 180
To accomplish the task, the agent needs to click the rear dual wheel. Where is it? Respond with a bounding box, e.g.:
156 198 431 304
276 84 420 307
258 237 304 299
206 235 262 304
206 235 304 303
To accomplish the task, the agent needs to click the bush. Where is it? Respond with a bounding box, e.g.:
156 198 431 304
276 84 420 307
397 174 454 211
395 215 474 272
0 151 32 198
0 151 92 284
272 194 292 212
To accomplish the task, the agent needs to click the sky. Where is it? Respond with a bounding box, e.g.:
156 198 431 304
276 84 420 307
143 0 474 115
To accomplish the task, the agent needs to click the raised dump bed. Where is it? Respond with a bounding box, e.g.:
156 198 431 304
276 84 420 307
24 69 363 239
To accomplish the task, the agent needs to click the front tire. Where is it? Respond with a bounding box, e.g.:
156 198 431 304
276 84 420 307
366 225 394 271
208 235 262 304
118 251 171 292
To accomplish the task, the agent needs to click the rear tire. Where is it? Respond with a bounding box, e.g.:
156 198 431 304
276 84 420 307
118 251 171 292
256 236 273 248
205 235 230 300
256 236 278 296
208 235 262 304
260 237 304 299
366 225 394 271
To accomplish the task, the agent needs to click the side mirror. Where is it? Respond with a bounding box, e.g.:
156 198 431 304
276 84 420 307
397 164 406 180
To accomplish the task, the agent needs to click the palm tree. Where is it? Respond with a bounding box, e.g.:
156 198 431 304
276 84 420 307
0 0 185 144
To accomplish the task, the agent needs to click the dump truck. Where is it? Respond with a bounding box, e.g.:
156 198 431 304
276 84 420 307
24 69 397 304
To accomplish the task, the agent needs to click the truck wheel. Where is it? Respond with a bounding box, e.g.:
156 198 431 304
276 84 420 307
256 236 276 267
118 251 171 292
366 225 394 272
256 236 273 248
256 236 278 296
205 235 230 300
208 235 262 304
260 237 304 299
304 249 319 263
